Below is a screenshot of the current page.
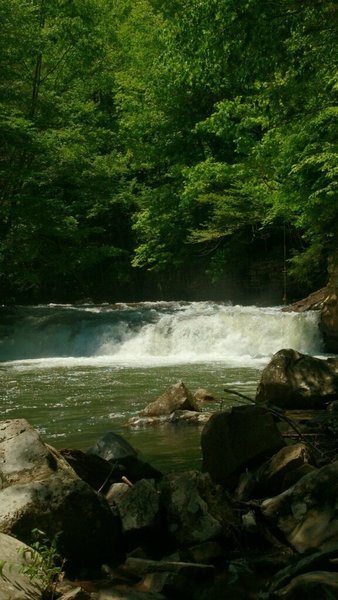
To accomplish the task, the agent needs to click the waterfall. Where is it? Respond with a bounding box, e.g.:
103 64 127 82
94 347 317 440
0 302 323 367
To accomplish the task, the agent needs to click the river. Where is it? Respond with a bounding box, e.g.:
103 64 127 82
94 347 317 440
0 302 323 472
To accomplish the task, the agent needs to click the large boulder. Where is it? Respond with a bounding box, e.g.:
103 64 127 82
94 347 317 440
201 405 285 488
0 419 122 571
261 460 338 553
159 470 235 547
255 349 338 409
140 381 200 417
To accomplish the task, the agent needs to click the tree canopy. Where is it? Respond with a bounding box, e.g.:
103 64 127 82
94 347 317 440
1 0 337 303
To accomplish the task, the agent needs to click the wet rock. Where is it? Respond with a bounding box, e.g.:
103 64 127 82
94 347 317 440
193 389 218 404
87 431 162 483
128 410 211 428
254 443 315 498
0 419 122 571
159 470 235 546
167 410 211 425
255 349 338 409
140 381 200 417
201 405 285 488
0 532 43 600
261 460 338 553
87 431 138 462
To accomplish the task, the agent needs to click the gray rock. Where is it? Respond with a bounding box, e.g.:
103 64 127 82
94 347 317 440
201 405 285 488
106 479 161 537
159 470 235 546
0 419 122 571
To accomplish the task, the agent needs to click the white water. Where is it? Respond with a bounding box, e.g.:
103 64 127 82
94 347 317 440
0 301 325 461
0 301 323 368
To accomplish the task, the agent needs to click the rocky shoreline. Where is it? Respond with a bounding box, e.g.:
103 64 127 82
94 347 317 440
2 349 338 599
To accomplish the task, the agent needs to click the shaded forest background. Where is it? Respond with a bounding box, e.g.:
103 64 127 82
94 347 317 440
1 0 337 305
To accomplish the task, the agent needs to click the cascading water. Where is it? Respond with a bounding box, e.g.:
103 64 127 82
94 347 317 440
0 302 324 468
0 301 323 366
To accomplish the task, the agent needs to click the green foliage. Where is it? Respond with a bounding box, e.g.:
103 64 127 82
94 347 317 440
0 529 64 600
0 0 337 301
19 529 64 599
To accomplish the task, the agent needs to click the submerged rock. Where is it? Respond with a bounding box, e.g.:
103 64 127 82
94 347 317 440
256 348 338 409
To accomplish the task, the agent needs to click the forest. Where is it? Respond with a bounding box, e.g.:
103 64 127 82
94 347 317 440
1 0 337 305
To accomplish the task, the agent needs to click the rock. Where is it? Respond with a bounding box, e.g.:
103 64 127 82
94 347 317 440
140 381 200 417
87 431 162 483
0 419 122 571
59 588 92 600
167 410 212 425
118 557 214 600
128 410 211 427
106 479 163 551
272 571 338 599
159 470 235 546
265 543 338 596
60 448 117 492
193 389 218 404
179 541 224 565
282 287 327 313
0 532 43 600
253 443 315 498
255 349 338 409
261 460 338 553
87 431 138 462
320 260 338 352
201 405 285 488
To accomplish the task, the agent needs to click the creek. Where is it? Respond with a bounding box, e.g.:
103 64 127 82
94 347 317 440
0 301 323 472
